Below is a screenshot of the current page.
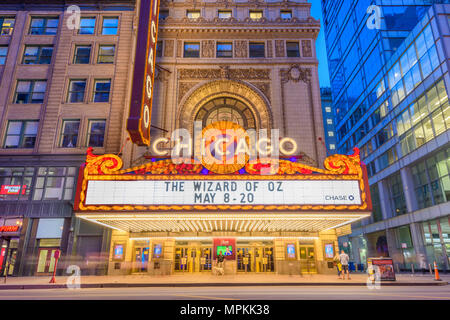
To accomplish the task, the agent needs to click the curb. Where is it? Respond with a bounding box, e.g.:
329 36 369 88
0 281 447 290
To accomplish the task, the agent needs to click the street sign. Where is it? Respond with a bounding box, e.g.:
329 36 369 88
127 0 160 146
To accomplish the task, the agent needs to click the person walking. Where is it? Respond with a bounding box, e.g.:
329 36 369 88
339 250 351 280
215 251 225 275
333 252 342 279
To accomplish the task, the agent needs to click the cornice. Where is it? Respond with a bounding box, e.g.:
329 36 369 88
161 0 311 9
158 16 320 34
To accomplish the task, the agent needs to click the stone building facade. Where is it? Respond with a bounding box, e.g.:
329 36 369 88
0 0 135 276
1 0 352 277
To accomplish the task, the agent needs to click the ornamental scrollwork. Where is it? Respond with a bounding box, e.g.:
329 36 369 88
280 65 311 84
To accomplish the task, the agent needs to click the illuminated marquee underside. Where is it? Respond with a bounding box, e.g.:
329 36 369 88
74 147 372 232
77 213 370 233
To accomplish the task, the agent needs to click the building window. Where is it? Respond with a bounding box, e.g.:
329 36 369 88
79 17 96 34
33 167 77 201
329 144 336 150
325 107 332 113
4 120 38 149
156 41 163 58
196 97 256 130
14 80 47 104
218 10 232 19
67 80 86 103
73 45 91 64
0 17 15 36
60 120 80 148
387 173 407 216
29 17 59 35
249 42 265 58
0 167 34 201
327 119 333 125
328 131 334 137
93 79 111 102
280 10 292 20
186 10 201 19
249 10 263 20
0 46 8 64
286 41 300 57
102 17 119 35
87 120 106 147
98 45 115 64
183 42 200 58
412 150 450 209
159 10 169 21
22 45 53 64
216 42 232 58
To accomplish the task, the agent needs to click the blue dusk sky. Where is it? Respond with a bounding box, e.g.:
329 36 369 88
310 0 331 88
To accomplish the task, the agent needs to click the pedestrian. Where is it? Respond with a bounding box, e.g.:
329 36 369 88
339 250 350 280
333 251 342 279
419 254 427 275
214 251 225 276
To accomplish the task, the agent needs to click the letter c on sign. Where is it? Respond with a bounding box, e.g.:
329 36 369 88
146 75 152 98
143 105 150 129
151 21 157 43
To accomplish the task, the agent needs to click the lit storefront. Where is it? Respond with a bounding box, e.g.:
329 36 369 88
74 143 372 275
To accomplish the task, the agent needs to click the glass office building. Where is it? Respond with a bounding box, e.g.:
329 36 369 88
322 1 450 270
320 87 337 154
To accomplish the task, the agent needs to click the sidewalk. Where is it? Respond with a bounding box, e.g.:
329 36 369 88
0 273 448 290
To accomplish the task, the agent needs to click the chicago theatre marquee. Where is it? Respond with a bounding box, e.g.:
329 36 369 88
73 0 372 275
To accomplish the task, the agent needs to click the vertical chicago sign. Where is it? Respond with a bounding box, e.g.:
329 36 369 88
127 0 160 145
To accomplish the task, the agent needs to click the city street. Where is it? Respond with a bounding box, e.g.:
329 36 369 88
0 285 449 300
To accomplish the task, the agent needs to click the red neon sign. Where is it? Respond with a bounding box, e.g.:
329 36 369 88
127 0 161 146
0 226 20 232
0 185 26 195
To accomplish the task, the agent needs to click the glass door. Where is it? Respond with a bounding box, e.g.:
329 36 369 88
174 247 189 271
262 247 274 272
36 248 58 275
133 247 149 272
299 246 316 273
237 247 252 272
200 247 212 271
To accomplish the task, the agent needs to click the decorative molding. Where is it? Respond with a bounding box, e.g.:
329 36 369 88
176 40 182 58
164 39 174 57
178 81 200 103
275 40 285 58
177 80 273 134
158 16 320 29
201 40 215 58
249 82 271 103
266 40 273 58
301 40 312 57
234 40 248 58
280 65 311 84
178 68 270 81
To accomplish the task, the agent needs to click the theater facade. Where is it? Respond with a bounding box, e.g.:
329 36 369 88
0 0 372 276
71 0 372 275
75 144 372 275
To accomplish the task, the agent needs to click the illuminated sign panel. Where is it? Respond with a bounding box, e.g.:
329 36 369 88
0 226 20 233
85 179 362 206
74 147 372 213
127 0 160 146
1 185 26 195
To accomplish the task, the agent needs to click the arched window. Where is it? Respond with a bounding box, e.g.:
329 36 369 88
195 97 256 130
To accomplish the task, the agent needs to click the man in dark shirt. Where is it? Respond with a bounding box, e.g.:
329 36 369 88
217 251 225 268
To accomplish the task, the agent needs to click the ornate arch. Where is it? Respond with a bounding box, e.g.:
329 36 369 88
177 80 273 135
